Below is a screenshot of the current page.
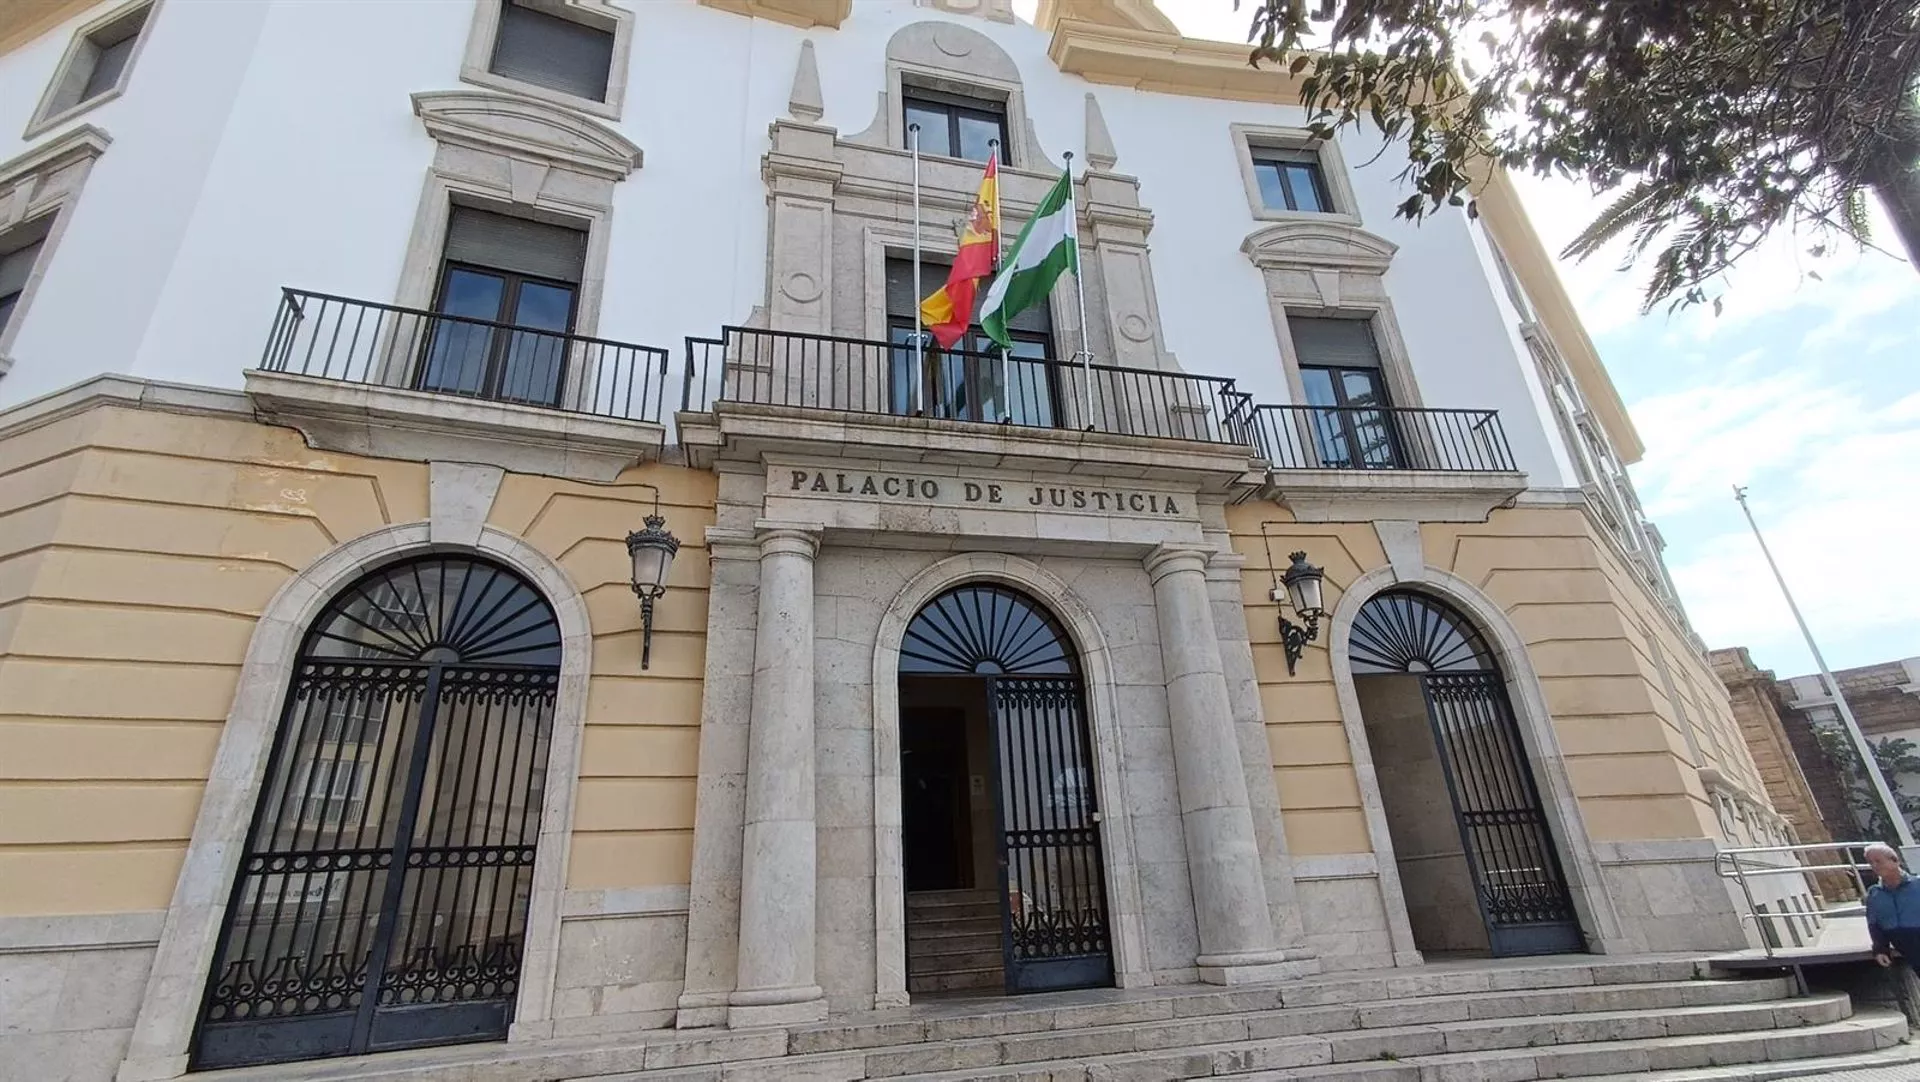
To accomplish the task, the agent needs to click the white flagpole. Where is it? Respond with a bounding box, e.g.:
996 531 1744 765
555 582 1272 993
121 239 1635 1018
990 140 1010 424
910 123 925 416
1065 151 1093 431
1735 485 1916 849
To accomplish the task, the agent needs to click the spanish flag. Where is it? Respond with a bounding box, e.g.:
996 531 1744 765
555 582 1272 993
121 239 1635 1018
919 153 999 348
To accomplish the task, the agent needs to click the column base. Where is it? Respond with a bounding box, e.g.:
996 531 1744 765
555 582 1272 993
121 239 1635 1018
676 990 731 1029
116 1055 189 1082
1196 948 1321 985
728 985 828 1028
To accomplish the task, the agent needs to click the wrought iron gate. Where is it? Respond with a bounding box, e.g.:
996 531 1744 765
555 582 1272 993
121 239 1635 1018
899 584 1114 993
193 557 561 1069
1352 590 1583 956
989 676 1114 992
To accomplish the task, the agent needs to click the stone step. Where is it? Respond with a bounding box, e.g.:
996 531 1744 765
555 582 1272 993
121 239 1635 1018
905 914 1001 937
904 889 997 906
906 930 999 957
884 1003 1905 1082
1580 1040 1920 1080
183 961 1810 1082
903 899 1000 921
907 966 1004 994
861 993 1857 1078
908 945 1004 971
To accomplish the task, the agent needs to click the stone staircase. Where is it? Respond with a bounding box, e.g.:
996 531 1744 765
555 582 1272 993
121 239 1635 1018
195 956 1918 1082
905 888 1004 995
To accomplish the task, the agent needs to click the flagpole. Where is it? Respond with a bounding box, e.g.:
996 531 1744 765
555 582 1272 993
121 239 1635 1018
989 140 1010 424
1734 485 1915 849
910 123 925 416
1064 151 1093 431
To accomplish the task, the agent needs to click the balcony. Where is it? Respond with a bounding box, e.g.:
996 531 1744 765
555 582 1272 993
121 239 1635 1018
1250 404 1517 473
1247 403 1526 521
245 289 671 481
676 326 1263 484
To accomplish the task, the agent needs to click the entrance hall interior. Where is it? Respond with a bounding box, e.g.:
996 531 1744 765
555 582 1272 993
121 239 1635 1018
899 678 1005 995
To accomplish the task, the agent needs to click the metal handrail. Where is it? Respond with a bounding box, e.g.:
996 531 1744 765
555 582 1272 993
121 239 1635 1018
260 287 671 424
1249 403 1519 472
1714 841 1878 958
682 325 1257 447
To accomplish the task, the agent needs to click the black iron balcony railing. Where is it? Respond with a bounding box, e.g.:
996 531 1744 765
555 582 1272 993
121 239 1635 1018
682 326 1257 447
260 288 670 424
1250 404 1517 473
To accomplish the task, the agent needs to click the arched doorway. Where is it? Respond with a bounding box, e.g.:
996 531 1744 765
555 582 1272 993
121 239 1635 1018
897 583 1114 995
192 556 562 1069
1350 590 1584 957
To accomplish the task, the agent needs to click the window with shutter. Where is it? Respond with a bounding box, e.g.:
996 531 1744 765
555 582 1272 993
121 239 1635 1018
489 0 615 103
421 207 589 407
0 217 54 337
1289 315 1401 468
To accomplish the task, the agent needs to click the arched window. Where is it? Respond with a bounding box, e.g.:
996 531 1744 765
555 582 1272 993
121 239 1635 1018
1350 589 1497 674
899 583 1077 675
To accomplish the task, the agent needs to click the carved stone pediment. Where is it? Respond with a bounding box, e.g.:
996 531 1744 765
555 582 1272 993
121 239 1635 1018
411 90 642 181
1241 219 1398 276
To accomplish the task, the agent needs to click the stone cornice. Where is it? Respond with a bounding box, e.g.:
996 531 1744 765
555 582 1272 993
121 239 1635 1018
1473 169 1644 464
412 90 642 182
1035 0 1178 34
1048 19 1308 105
0 0 91 57
1241 219 1398 275
0 123 111 189
698 0 849 28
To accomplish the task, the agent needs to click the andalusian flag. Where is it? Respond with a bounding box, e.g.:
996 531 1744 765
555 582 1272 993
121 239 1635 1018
982 169 1077 350
919 153 999 348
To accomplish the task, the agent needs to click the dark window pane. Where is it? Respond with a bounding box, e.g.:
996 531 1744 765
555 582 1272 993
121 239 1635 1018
957 113 1004 163
498 281 574 405
1284 164 1326 212
491 1 614 102
0 293 17 336
82 33 136 100
422 269 506 396
1340 368 1385 409
1299 366 1338 407
1254 163 1290 211
889 324 925 415
905 102 950 156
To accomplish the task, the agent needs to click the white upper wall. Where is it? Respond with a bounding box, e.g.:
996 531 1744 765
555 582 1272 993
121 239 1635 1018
0 0 1578 487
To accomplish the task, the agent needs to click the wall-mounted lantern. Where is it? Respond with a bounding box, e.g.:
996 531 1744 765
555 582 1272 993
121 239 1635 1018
1275 550 1326 677
625 491 680 671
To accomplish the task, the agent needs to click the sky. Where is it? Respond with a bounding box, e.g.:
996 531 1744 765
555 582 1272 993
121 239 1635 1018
1012 0 1920 678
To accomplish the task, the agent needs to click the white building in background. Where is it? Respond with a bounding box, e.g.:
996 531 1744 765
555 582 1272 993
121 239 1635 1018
0 2 1844 1081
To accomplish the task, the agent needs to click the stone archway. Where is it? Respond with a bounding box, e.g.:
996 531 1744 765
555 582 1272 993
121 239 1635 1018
118 524 592 1081
1326 565 1628 963
869 553 1149 1007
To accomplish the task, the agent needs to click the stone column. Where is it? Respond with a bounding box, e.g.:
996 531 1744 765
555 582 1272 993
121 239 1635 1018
729 523 827 1027
1144 545 1295 984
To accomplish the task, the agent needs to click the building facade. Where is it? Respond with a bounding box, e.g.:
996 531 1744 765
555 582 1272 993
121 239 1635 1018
0 1 1802 1079
1716 648 1920 845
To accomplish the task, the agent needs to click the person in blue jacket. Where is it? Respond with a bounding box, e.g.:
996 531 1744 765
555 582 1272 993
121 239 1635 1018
1865 842 1920 971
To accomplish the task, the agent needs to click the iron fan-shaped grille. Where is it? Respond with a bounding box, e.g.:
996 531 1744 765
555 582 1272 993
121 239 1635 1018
899 584 1077 675
1350 590 1496 675
302 556 561 667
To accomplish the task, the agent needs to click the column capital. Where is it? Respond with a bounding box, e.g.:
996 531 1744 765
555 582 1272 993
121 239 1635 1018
754 520 822 559
1143 544 1212 583
705 526 762 565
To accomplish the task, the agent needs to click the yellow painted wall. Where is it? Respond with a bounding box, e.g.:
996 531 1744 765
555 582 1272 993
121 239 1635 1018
1230 501 1764 855
0 404 713 916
